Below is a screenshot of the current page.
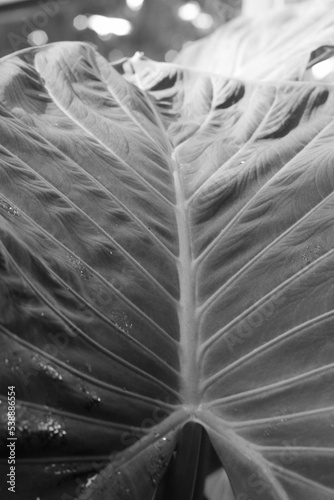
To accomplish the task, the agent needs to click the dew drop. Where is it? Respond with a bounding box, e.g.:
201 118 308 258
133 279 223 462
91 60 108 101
301 243 324 267
80 383 101 410
44 462 78 475
44 463 56 474
17 413 67 448
0 200 19 216
67 254 92 280
4 353 23 373
146 437 170 488
110 310 133 334
85 394 101 410
39 362 63 381
80 267 93 280
39 415 66 443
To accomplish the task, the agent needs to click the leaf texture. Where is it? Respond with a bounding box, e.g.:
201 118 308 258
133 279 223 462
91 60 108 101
1 41 334 500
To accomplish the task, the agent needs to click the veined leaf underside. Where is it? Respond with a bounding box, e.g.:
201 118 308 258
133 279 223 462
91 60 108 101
0 43 334 500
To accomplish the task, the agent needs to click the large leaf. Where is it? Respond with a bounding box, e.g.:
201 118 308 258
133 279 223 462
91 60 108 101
175 0 334 80
1 42 334 500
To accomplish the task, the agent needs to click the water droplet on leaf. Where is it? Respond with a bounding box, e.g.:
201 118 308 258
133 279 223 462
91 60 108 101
67 254 92 280
0 200 19 216
39 362 63 381
110 310 133 334
44 462 78 475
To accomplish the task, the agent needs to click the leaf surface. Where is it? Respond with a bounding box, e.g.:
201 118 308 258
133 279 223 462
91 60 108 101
1 42 334 500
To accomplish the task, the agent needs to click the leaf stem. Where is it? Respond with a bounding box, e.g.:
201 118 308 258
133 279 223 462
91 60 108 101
153 422 212 500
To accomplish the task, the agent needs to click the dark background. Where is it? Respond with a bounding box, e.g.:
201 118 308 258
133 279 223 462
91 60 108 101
0 0 241 61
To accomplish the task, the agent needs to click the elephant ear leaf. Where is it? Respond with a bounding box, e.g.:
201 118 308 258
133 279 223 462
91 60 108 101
175 1 334 80
1 41 334 500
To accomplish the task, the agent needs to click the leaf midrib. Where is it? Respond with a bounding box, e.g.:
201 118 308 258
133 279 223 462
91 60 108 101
171 152 200 406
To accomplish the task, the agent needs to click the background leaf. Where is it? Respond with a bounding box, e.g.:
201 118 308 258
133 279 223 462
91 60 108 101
175 0 334 80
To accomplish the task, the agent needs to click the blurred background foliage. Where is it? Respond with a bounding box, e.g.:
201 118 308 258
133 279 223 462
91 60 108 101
0 0 241 61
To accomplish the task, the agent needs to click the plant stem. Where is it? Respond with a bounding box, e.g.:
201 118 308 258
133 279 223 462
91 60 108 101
153 422 214 500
